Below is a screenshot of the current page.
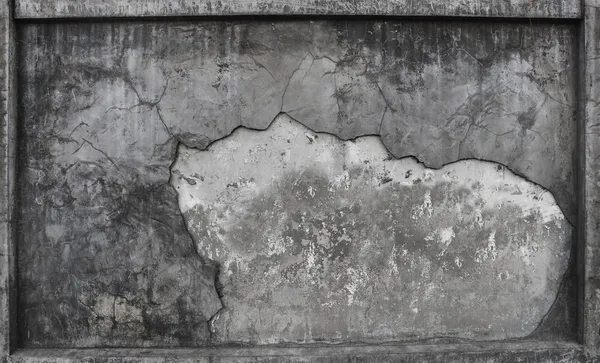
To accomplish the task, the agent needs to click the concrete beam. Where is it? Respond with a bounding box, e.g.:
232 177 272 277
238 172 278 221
15 0 581 19
0 0 16 359
583 0 600 359
8 342 585 363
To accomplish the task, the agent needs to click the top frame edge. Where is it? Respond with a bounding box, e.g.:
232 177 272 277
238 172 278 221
13 0 582 20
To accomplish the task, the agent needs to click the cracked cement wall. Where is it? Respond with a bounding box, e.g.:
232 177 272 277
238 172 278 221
171 115 571 344
16 19 576 347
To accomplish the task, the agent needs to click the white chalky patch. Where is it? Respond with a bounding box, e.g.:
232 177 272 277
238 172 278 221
171 115 571 344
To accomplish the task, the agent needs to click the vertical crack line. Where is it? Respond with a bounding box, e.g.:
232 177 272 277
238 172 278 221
165 113 574 345
525 242 576 340
208 264 225 344
280 53 313 114
167 141 225 344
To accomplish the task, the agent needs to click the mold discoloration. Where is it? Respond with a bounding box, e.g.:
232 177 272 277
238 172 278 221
171 116 572 344
18 36 222 347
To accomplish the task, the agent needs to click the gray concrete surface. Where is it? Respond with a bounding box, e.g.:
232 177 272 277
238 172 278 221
583 0 600 358
16 19 577 347
14 0 581 19
172 115 571 343
5 342 586 363
0 0 16 357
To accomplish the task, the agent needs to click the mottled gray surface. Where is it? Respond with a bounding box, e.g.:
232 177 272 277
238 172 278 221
0 0 16 357
17 20 577 347
18 24 223 346
584 0 600 358
172 116 571 343
5 342 585 363
14 0 581 19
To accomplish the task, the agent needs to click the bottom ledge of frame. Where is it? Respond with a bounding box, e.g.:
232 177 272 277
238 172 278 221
7 341 586 362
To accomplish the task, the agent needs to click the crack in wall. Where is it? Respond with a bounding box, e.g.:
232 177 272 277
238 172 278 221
17 20 578 347
168 112 573 344
168 143 225 343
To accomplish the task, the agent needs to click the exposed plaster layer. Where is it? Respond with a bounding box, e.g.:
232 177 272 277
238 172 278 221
17 20 577 347
171 115 572 344
150 21 578 223
15 0 581 19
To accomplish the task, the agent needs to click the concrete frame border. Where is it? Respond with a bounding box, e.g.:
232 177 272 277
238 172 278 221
2 0 598 361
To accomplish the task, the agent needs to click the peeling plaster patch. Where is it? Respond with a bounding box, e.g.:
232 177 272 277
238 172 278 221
171 115 571 344
18 20 577 347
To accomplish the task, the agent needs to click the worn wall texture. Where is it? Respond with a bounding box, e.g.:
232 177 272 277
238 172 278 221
172 116 571 344
5 343 587 363
0 0 16 357
584 0 600 358
14 0 581 19
17 19 577 348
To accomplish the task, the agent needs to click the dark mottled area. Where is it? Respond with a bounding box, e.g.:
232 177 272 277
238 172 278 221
17 42 222 346
584 4 600 357
16 152 221 346
17 19 576 347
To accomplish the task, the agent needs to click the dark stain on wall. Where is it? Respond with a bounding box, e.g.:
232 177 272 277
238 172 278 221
15 19 577 347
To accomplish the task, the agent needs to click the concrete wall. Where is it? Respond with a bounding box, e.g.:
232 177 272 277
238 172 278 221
14 0 581 19
172 115 571 344
16 19 577 348
2 0 600 362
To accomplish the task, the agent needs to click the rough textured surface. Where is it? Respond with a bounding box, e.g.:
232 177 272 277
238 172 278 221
5 342 585 363
17 20 577 347
17 24 223 346
583 0 600 359
172 116 572 344
0 0 16 357
14 0 581 19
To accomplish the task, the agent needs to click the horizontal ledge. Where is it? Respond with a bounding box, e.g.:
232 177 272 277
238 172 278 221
10 342 583 359
14 1 582 19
